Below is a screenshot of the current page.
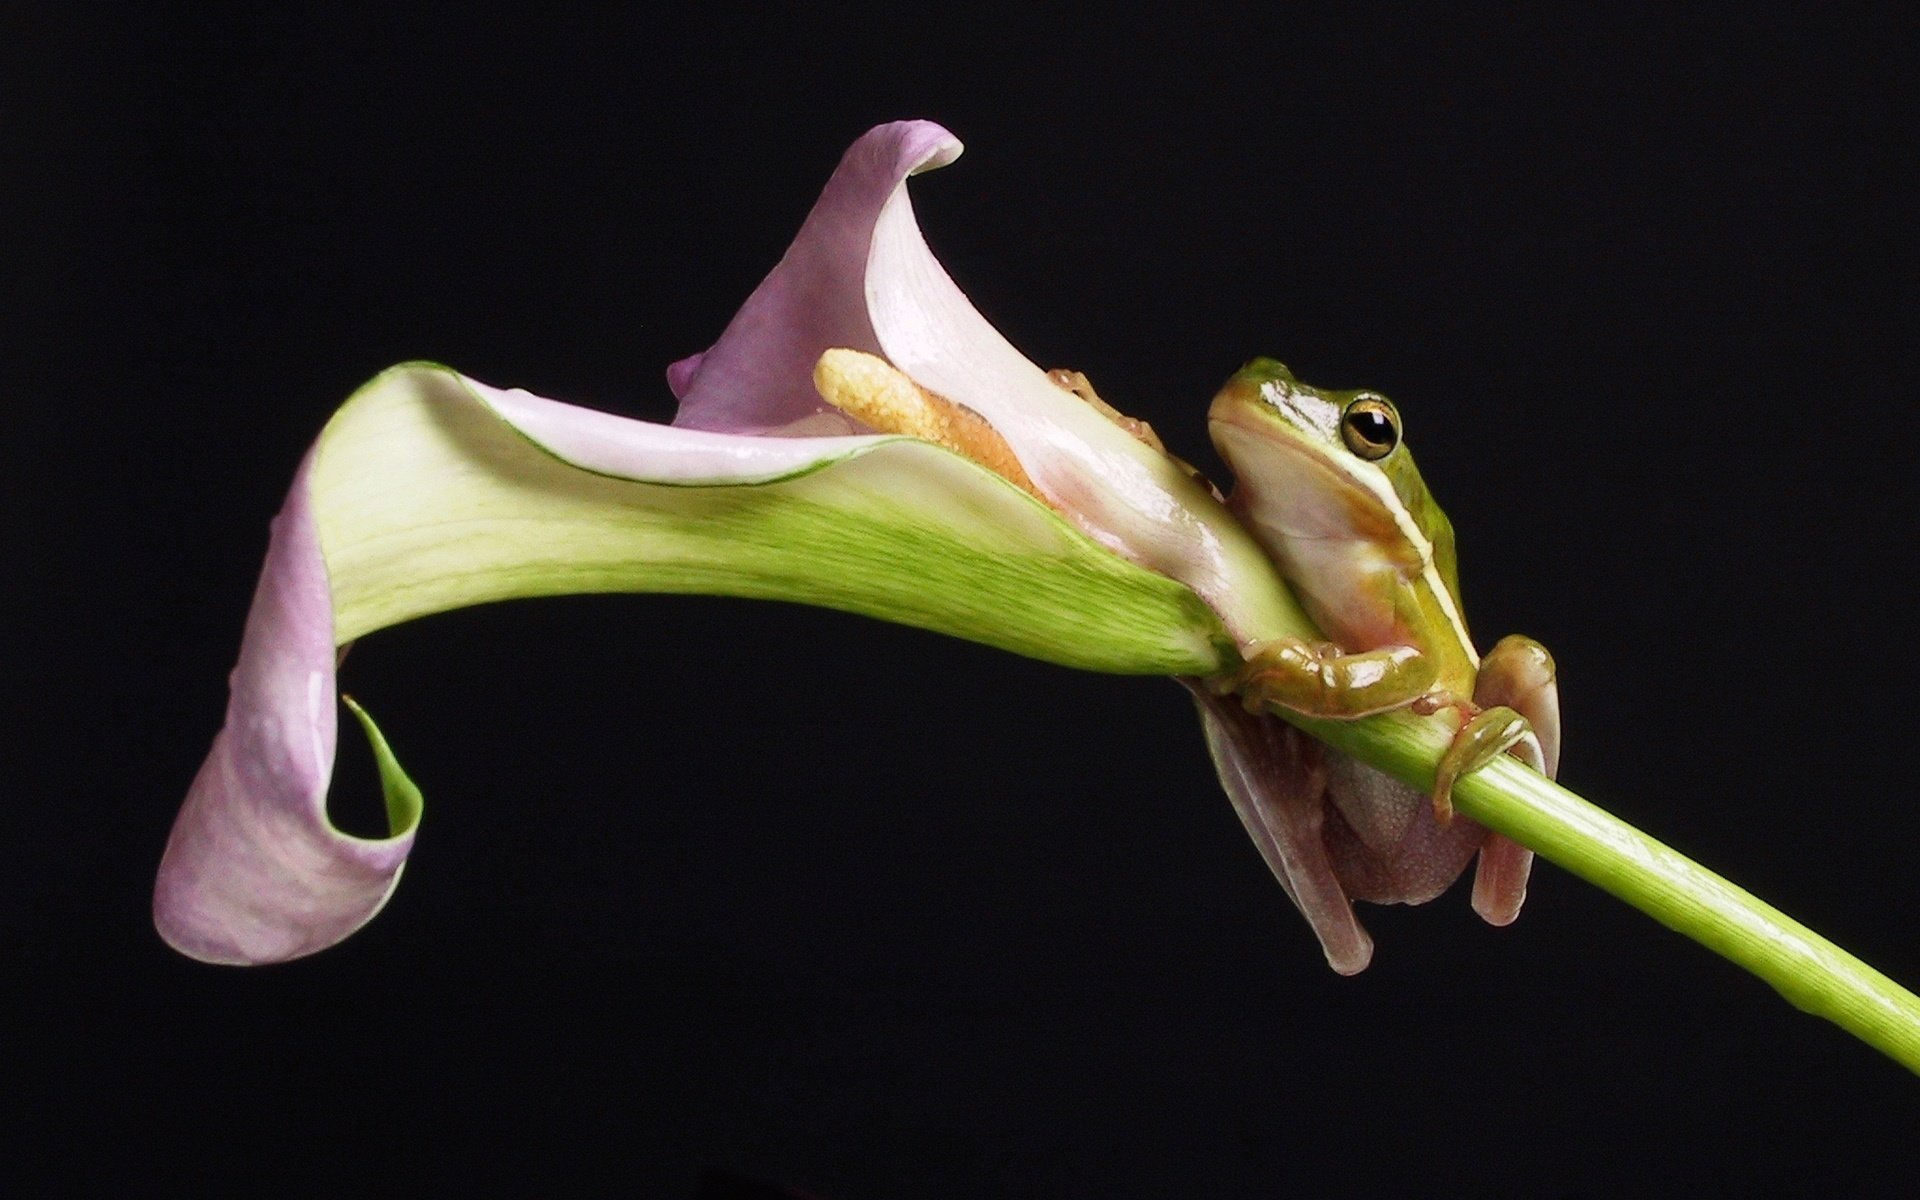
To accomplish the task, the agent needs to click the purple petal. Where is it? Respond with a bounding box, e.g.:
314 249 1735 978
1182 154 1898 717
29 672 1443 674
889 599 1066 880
154 453 415 965
669 120 962 435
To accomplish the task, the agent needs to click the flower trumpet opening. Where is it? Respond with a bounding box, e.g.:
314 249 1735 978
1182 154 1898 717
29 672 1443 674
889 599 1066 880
669 119 1313 652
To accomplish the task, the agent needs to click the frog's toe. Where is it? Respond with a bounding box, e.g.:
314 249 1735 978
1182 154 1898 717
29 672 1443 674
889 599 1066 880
1472 834 1534 926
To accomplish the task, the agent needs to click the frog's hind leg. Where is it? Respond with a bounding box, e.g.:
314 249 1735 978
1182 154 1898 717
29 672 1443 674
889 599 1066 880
1045 369 1169 453
1465 636 1561 926
1046 368 1217 486
1185 682 1374 975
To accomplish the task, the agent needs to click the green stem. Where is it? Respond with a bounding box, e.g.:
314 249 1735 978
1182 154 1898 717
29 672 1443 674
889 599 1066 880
1297 710 1920 1075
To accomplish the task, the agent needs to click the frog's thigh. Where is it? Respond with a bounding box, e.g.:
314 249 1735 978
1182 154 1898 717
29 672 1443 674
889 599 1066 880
1188 684 1374 974
1469 635 1561 925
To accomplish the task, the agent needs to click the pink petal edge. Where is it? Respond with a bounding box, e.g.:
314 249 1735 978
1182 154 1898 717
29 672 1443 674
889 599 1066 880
154 452 414 965
473 378 888 481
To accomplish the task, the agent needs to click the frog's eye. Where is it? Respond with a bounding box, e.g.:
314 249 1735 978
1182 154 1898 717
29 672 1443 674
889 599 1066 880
1340 396 1400 460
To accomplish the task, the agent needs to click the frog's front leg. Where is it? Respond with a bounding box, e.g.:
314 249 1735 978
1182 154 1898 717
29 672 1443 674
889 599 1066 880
1435 635 1560 925
1223 637 1440 720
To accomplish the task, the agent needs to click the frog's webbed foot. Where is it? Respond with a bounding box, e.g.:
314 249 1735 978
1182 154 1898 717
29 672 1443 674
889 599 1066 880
1431 707 1538 825
1217 636 1439 721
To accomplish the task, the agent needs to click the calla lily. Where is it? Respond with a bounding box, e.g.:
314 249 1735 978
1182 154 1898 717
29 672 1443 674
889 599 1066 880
154 120 1318 965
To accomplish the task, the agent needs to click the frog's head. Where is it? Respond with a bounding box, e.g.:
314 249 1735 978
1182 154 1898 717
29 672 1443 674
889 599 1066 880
1207 358 1460 633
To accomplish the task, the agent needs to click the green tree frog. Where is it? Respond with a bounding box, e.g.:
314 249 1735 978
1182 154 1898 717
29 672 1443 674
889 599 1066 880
1194 358 1561 974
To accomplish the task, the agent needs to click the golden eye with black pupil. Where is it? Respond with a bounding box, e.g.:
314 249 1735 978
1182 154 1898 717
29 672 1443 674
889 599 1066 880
1340 396 1399 460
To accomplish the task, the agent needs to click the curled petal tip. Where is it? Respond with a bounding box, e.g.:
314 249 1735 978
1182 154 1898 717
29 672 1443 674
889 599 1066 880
153 456 418 965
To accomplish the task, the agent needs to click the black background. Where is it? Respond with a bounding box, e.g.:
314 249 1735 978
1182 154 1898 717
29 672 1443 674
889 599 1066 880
7 6 1916 1195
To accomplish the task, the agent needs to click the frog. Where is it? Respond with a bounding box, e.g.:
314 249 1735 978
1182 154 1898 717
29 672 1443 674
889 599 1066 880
1194 357 1561 974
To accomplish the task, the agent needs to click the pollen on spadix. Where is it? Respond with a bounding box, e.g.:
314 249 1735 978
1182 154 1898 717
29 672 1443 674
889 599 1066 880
811 349 1046 503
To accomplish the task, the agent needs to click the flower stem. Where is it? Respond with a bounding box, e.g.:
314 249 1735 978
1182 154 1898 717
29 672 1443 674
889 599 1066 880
1296 710 1920 1074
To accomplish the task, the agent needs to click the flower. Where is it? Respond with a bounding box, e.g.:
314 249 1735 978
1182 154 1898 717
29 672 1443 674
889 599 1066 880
153 121 1310 965
665 121 1304 645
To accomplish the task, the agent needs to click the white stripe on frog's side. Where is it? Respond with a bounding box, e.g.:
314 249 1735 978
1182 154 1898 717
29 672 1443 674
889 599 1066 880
1335 445 1479 671
1261 378 1478 671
